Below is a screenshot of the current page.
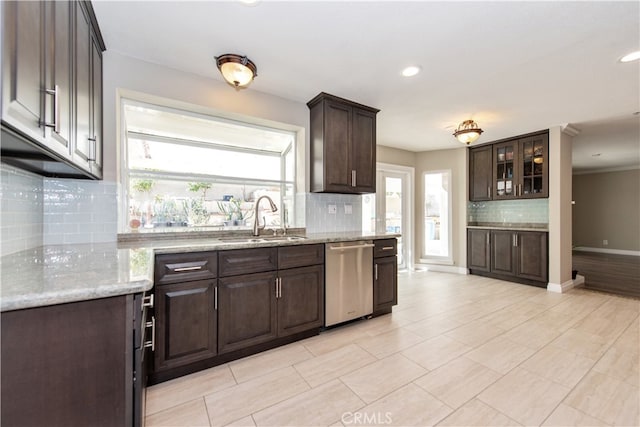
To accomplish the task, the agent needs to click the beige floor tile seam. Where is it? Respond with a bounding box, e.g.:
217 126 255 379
531 339 631 427
594 314 640 388
145 396 212 427
201 395 214 427
411 354 507 413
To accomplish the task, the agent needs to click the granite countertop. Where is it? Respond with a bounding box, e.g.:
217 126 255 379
467 222 548 232
1 231 398 312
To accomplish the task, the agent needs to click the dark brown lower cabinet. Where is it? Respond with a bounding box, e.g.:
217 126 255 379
1 296 132 427
491 230 517 277
467 229 490 272
154 280 217 371
278 265 324 336
373 238 398 315
468 228 548 287
374 256 398 312
218 271 278 354
516 231 548 282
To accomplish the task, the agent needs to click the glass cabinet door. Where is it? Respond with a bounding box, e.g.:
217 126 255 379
493 142 517 199
518 134 548 198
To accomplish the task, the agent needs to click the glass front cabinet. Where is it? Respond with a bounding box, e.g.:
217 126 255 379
492 132 548 200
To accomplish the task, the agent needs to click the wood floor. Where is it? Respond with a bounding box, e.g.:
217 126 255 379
572 250 640 298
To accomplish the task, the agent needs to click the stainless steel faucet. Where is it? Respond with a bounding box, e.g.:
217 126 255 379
252 195 278 236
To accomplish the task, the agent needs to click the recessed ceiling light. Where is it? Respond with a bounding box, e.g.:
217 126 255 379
401 66 421 77
620 50 640 63
237 0 261 6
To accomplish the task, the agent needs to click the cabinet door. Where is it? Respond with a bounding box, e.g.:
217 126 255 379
467 229 490 272
277 265 324 337
72 1 92 173
89 32 102 178
154 280 217 371
516 232 548 282
1 296 129 427
323 100 352 191
374 256 397 312
490 230 516 276
44 0 72 156
1 1 46 144
218 271 278 354
469 146 493 201
518 134 548 198
493 141 518 200
351 107 376 193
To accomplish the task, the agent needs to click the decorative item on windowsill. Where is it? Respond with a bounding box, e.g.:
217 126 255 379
215 53 257 89
453 119 483 145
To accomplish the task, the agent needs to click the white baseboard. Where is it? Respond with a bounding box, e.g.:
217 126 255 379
547 274 584 293
574 247 640 256
420 264 469 275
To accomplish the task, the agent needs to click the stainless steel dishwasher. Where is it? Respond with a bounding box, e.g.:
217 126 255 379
325 241 374 327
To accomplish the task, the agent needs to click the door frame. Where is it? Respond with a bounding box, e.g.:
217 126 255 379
376 162 415 271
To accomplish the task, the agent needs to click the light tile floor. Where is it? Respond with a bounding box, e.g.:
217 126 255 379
145 271 640 427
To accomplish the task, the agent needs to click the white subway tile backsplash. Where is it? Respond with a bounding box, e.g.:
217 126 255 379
305 193 363 233
43 178 117 246
0 164 44 256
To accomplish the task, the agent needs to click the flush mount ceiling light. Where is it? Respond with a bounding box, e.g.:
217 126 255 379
215 54 257 88
453 119 483 145
401 65 421 77
620 50 640 63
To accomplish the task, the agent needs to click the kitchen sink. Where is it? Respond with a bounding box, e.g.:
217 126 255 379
218 236 307 243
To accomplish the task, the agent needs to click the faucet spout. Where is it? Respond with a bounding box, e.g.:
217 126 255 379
252 195 278 236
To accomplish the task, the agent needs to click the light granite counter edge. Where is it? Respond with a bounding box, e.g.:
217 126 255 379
1 279 153 312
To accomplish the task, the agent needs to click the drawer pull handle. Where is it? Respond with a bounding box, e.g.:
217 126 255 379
142 294 154 309
381 246 394 250
143 316 155 351
44 85 60 133
173 265 203 272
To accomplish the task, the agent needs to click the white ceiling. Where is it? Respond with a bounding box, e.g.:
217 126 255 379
92 1 639 170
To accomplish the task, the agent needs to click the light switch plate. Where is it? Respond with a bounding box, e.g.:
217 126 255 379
328 204 337 214
344 204 353 215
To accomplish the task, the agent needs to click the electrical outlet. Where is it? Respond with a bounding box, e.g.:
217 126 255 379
603 239 608 246
344 204 353 215
328 204 337 214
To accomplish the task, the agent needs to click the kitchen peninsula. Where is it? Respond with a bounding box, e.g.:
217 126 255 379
0 230 398 426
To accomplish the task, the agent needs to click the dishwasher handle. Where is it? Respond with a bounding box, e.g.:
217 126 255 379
328 243 375 251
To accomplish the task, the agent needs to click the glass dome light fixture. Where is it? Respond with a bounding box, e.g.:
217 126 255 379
215 54 257 88
453 119 484 145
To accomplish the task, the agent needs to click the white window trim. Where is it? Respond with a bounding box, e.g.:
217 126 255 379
116 94 304 233
420 169 454 265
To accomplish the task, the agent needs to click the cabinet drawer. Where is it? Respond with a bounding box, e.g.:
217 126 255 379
155 252 217 285
374 239 397 258
219 248 278 277
278 244 324 269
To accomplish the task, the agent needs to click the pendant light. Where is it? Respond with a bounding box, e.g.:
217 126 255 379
453 119 483 145
215 54 257 88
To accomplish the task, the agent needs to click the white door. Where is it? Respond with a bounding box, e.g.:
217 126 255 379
363 164 414 270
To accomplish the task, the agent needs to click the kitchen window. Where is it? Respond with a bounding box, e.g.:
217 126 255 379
120 100 297 232
421 170 452 263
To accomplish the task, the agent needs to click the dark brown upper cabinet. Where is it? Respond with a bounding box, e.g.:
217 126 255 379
469 145 493 201
308 92 379 194
469 130 548 201
493 133 548 199
1 0 105 179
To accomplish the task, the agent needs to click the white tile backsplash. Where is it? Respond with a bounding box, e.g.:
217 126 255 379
43 178 117 245
0 164 44 256
305 193 362 233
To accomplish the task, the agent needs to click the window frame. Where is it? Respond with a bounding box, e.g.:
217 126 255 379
118 98 299 233
420 169 454 265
